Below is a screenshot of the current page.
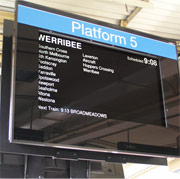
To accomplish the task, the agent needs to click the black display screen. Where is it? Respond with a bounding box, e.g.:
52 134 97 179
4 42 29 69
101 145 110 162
37 30 164 125
15 24 165 126
10 1 180 157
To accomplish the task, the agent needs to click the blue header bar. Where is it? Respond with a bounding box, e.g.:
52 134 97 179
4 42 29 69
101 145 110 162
17 4 177 60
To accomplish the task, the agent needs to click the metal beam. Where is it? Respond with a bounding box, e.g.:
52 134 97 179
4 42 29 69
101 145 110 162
177 41 180 53
24 0 129 19
121 7 142 27
120 0 150 27
70 160 90 178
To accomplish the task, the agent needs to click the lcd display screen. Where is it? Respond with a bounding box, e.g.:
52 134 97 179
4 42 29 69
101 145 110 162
9 1 180 157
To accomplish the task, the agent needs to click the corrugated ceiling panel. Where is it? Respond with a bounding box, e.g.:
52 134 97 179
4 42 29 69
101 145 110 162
129 22 180 36
153 1 180 13
76 13 122 24
23 0 135 24
0 0 15 8
128 17 180 30
128 0 180 40
49 0 136 14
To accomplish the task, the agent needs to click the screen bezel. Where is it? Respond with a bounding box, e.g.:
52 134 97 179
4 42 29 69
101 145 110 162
8 0 179 158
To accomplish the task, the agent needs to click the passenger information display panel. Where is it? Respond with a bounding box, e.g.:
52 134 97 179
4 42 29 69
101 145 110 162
9 1 180 157
37 31 163 123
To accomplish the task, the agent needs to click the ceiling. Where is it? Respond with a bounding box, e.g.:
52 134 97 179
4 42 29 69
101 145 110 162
0 0 180 37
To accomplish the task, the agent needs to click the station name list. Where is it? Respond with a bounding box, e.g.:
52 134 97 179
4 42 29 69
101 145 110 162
37 32 112 118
